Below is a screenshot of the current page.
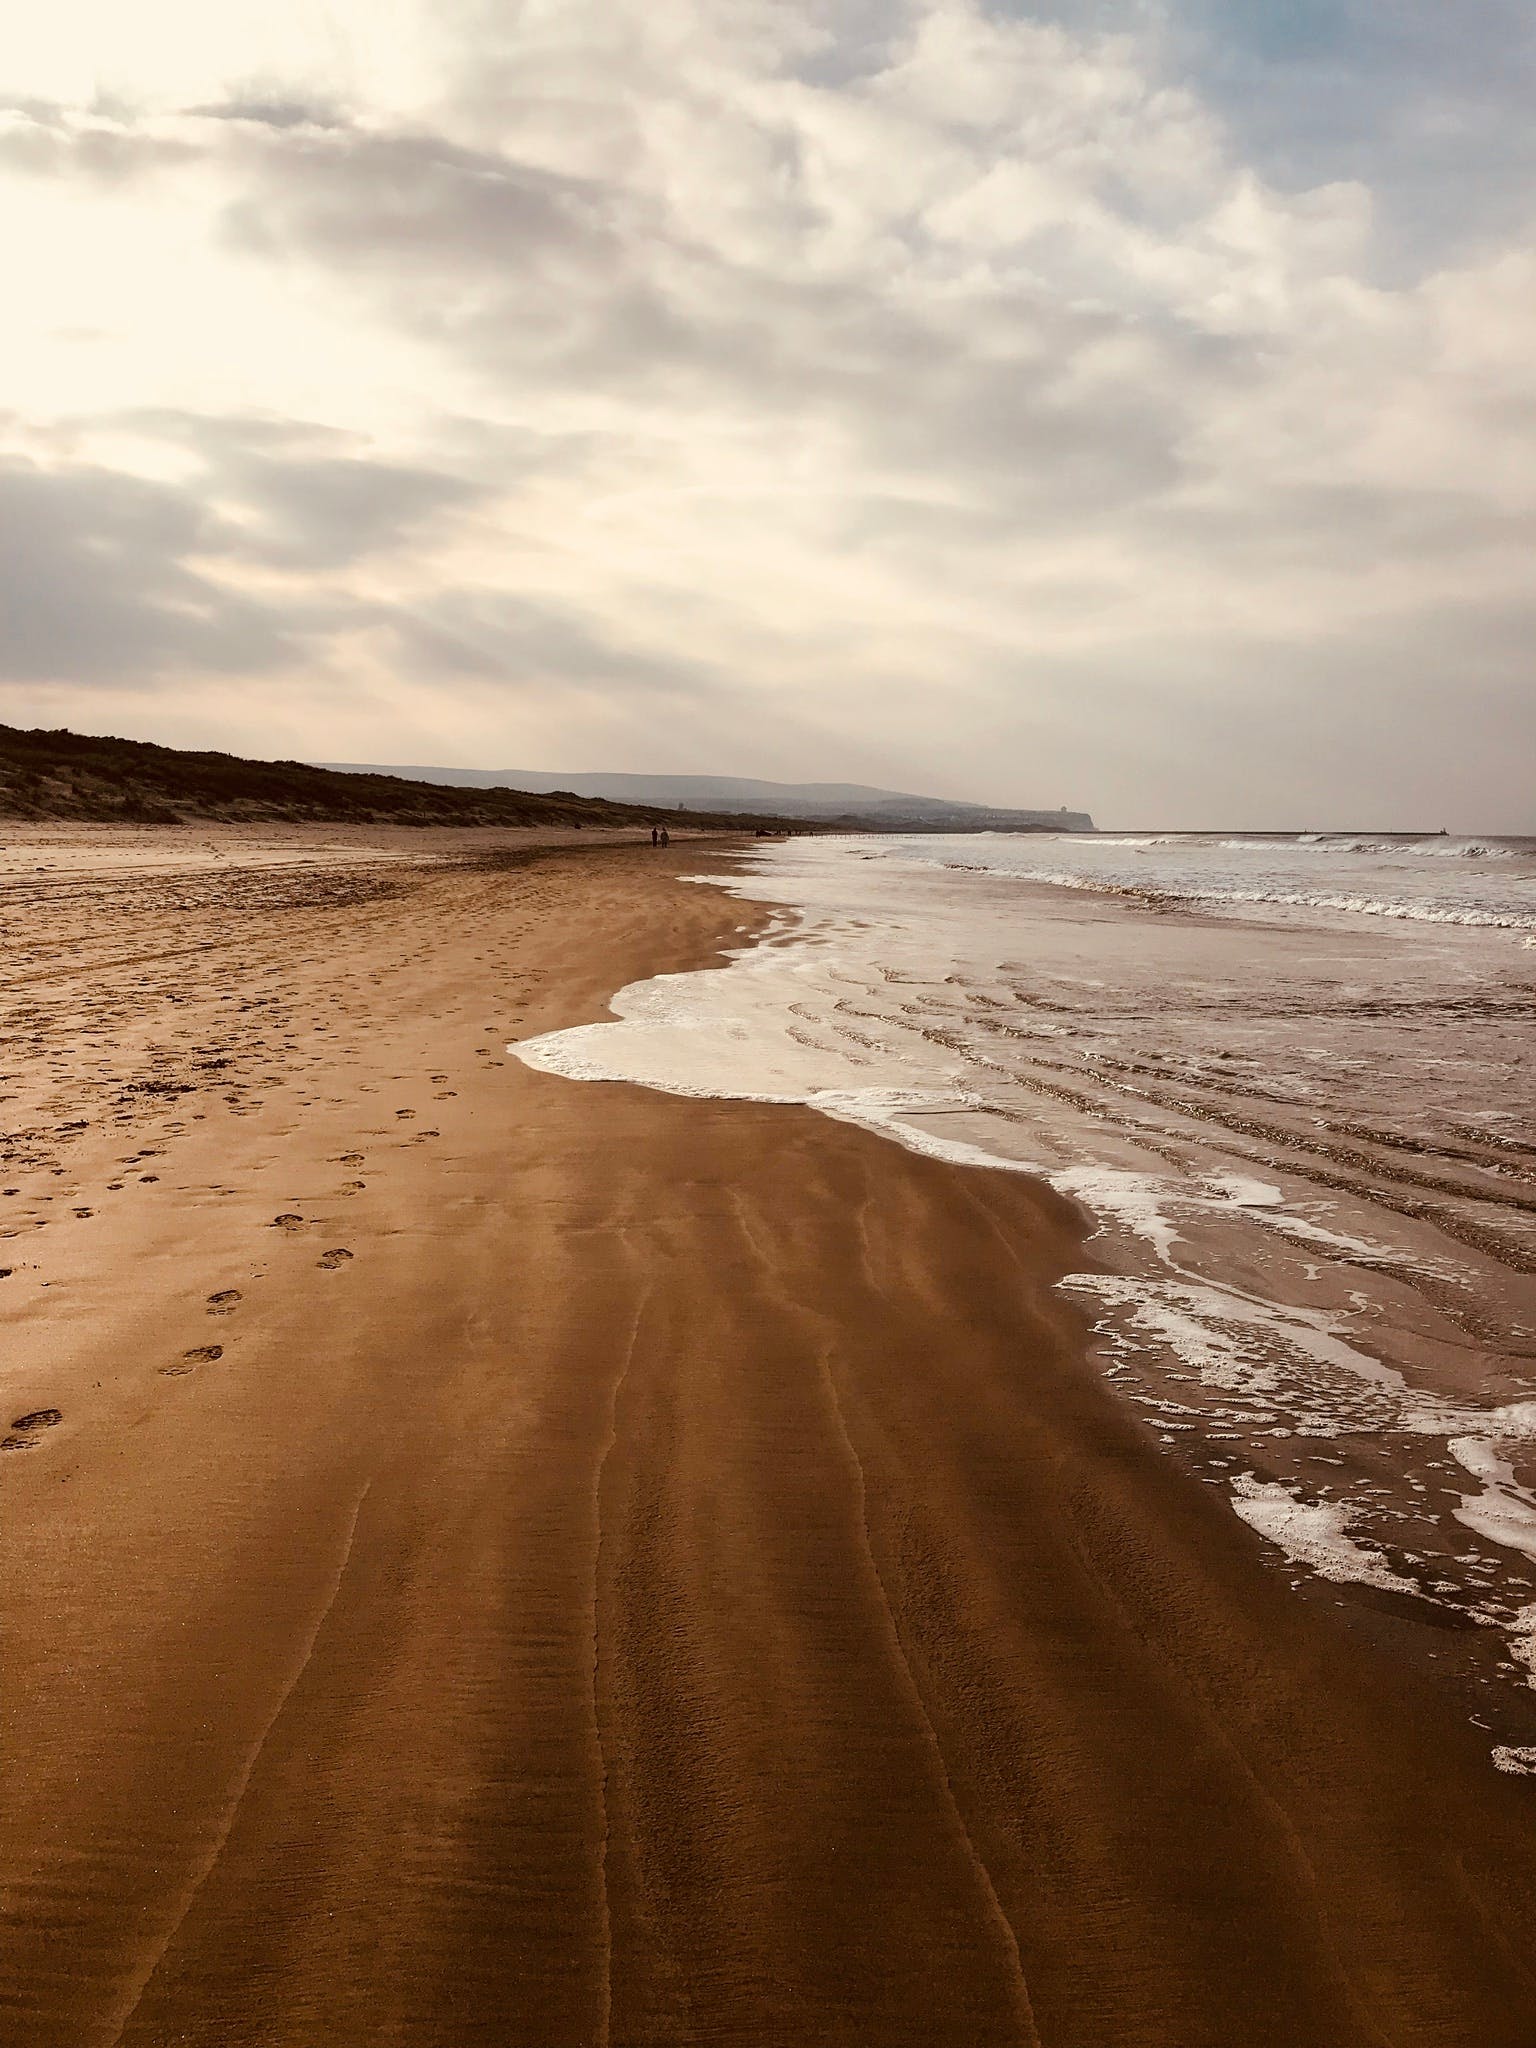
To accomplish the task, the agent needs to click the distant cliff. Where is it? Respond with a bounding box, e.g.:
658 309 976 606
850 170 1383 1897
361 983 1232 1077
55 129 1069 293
322 765 1095 834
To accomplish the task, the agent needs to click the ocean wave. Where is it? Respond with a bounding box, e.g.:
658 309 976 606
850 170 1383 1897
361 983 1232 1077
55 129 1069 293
1211 836 1528 861
1414 841 1522 860
1319 837 1525 861
998 864 1536 929
1221 887 1536 928
1215 838 1321 851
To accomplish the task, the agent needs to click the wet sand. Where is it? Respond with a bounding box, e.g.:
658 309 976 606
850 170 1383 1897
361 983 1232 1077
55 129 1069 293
512 838 1536 1741
4 824 1536 2046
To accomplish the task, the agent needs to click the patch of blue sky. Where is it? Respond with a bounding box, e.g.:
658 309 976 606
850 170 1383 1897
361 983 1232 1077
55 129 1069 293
983 0 1536 277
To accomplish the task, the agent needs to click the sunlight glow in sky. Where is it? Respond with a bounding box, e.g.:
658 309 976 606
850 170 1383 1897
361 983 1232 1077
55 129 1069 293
2 0 1533 823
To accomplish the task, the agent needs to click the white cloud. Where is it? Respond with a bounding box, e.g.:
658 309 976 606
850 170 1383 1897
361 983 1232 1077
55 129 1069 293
0 0 1531 823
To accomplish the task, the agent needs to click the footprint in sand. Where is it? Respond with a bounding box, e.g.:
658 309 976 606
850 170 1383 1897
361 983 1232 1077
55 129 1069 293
317 1248 353 1270
336 1153 365 1167
162 1345 223 1375
271 1213 306 1232
394 1109 416 1121
3 1408 61 1450
207 1289 242 1314
338 1179 366 1195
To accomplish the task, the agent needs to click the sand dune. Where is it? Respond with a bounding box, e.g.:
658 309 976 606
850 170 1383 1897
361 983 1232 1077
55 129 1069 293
3 826 1535 2045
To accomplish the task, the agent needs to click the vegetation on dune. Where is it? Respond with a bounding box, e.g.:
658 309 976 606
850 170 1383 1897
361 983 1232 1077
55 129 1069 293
0 724 787 831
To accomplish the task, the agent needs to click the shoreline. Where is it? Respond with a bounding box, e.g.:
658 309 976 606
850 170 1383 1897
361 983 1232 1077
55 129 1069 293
519 834 1536 1749
4 825 1536 2044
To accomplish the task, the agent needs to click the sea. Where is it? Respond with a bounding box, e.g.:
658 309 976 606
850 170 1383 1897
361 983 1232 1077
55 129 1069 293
514 831 1536 1766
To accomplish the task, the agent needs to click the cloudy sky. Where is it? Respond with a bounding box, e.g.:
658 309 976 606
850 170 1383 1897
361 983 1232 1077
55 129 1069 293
2 0 1532 825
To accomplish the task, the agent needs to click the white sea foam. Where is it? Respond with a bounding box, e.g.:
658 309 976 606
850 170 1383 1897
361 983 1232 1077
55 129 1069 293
866 829 1536 933
1066 1269 1411 1400
1200 1174 1285 1208
1252 1212 1438 1268
511 830 1536 1729
1067 1278 1286 1399
965 866 1536 931
1219 888 1536 929
1230 1476 1419 1593
1508 1608 1536 1686
1418 841 1518 859
1255 835 1518 862
1448 1438 1536 1567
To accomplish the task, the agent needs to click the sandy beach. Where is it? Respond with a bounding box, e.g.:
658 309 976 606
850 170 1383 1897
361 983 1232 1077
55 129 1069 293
5 825 1536 2048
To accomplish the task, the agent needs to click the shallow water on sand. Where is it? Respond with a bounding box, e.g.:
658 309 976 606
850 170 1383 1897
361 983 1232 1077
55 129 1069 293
515 833 1536 1763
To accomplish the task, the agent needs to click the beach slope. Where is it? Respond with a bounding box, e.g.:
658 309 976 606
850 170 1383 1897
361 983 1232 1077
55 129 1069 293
3 828 1535 2046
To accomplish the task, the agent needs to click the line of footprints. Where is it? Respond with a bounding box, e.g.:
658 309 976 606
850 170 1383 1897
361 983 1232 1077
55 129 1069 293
159 1153 362 1378
7 1102 446 1441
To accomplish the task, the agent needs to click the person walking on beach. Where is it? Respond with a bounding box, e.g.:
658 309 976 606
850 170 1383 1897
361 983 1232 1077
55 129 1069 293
659 826 670 847
651 826 658 846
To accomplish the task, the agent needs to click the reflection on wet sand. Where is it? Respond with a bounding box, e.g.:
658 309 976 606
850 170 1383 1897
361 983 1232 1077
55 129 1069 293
516 833 1536 1761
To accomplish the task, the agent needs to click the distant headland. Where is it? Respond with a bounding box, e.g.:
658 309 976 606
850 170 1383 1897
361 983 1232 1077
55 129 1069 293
322 765 1096 834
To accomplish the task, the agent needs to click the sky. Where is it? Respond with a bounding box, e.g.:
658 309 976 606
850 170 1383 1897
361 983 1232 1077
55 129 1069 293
1 0 1533 826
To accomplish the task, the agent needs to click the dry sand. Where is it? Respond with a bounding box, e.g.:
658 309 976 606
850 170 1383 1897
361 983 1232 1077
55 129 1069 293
3 823 1536 2047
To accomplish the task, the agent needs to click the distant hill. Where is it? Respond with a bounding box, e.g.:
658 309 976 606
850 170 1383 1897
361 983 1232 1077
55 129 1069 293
0 725 791 830
322 765 1095 833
